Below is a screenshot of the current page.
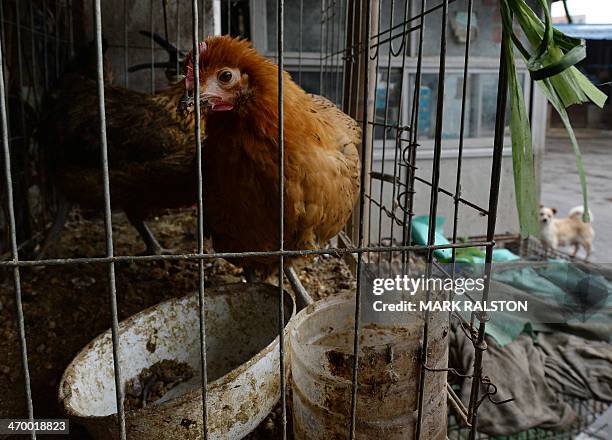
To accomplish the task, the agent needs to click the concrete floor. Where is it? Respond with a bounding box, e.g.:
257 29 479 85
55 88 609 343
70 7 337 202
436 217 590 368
540 130 612 263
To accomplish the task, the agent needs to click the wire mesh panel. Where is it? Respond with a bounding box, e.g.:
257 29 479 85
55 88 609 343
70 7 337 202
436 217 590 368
2 1 601 440
0 2 78 438
316 1 507 434
0 0 74 257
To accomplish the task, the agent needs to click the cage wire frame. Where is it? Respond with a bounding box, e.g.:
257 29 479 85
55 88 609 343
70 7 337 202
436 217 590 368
0 0 75 259
0 0 526 439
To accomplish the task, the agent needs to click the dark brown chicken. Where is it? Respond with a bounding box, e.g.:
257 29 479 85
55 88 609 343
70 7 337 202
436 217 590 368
180 36 360 276
37 41 199 256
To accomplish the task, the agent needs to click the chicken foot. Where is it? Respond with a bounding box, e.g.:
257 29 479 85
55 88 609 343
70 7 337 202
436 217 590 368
243 266 314 310
284 266 314 310
127 213 174 255
243 267 258 283
36 197 72 260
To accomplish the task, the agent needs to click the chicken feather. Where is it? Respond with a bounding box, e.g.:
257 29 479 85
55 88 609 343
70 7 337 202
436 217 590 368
38 42 199 255
182 36 360 274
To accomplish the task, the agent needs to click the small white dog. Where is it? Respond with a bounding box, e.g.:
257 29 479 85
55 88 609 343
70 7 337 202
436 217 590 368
539 206 594 259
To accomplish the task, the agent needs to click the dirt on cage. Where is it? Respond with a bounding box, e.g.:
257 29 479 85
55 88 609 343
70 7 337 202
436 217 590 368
0 208 355 439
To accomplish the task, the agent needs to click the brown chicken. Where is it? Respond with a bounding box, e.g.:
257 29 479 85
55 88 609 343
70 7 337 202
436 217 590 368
38 40 199 256
180 36 360 277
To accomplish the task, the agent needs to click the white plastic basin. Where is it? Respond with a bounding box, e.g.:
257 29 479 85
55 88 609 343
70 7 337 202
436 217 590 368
59 283 294 439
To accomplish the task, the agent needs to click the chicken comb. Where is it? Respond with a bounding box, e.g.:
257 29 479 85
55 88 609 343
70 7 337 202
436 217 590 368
184 41 207 90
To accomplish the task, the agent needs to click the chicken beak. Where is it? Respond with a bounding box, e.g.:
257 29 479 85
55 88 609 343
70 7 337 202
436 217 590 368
201 79 235 112
202 94 235 112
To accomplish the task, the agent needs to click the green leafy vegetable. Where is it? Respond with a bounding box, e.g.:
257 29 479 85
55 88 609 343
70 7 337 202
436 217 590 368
500 0 607 234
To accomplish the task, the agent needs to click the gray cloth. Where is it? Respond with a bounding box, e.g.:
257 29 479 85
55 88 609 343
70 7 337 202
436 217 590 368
450 326 612 436
537 333 612 402
450 327 578 435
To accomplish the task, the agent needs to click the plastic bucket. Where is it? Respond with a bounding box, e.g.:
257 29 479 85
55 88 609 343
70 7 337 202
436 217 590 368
290 293 448 439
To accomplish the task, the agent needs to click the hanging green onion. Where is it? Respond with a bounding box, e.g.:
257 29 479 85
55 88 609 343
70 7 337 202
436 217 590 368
500 0 607 236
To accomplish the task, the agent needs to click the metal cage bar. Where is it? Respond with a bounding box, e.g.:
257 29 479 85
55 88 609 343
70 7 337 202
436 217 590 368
0 240 495 269
124 0 129 88
150 0 155 93
319 0 325 95
176 0 181 75
0 27 35 440
385 0 411 268
42 0 49 88
466 27 511 440
416 1 449 437
92 1 127 437
68 0 74 57
14 0 27 138
402 0 427 273
276 1 288 437
349 0 371 437
365 0 382 267
450 0 474 272
189 0 210 437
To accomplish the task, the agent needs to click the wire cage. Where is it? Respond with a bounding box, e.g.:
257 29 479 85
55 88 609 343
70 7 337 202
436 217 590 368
1 0 605 439
0 0 73 256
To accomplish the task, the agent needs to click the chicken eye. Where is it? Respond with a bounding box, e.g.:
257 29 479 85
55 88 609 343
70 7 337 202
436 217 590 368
217 69 233 84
